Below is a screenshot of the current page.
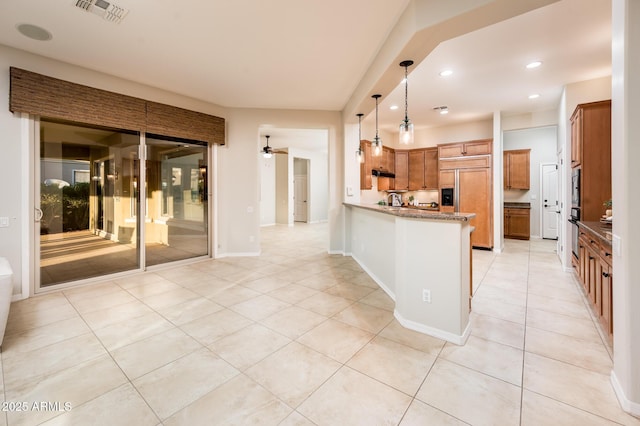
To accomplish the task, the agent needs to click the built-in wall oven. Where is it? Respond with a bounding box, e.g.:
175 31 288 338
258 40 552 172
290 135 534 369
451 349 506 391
569 207 580 259
571 168 581 207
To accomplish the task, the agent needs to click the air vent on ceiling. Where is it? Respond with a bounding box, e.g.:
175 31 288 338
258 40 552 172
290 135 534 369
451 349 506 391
75 0 129 24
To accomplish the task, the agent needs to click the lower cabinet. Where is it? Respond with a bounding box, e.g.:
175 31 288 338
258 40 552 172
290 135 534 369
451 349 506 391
576 225 613 342
504 208 530 240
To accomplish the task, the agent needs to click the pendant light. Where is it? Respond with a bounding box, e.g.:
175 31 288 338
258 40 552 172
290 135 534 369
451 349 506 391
399 60 414 145
355 113 365 163
372 94 383 157
262 135 273 159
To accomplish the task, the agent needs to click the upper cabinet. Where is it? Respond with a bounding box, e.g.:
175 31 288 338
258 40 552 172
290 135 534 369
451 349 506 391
408 148 438 190
438 139 492 158
503 149 530 190
359 140 372 190
394 151 409 191
571 100 612 221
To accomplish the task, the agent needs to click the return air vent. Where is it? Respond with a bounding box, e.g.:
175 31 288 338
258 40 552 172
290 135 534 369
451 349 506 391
75 0 129 24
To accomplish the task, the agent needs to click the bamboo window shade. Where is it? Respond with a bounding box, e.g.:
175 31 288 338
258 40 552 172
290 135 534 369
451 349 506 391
9 67 225 145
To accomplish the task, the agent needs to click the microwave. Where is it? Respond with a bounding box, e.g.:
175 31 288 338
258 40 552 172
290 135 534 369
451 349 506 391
571 168 580 207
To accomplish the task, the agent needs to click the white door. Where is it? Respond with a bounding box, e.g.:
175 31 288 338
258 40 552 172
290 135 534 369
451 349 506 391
542 163 559 239
294 175 308 222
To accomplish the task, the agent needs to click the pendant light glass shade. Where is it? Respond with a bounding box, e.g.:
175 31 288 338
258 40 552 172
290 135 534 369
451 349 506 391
356 113 365 163
372 94 383 157
399 60 414 145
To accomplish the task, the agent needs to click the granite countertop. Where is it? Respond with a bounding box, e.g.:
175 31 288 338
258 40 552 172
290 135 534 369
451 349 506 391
578 221 613 246
504 202 531 209
343 202 475 222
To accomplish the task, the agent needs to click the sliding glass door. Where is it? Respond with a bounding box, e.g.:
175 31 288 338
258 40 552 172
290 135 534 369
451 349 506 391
144 136 208 267
37 121 209 289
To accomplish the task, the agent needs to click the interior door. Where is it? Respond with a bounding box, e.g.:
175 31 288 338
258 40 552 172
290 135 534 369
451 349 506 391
294 175 308 222
542 163 559 239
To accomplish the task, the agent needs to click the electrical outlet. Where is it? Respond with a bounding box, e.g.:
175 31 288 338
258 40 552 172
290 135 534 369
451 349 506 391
422 289 431 303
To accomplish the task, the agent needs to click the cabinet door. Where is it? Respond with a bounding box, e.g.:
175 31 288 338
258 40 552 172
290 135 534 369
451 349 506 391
459 168 492 249
507 150 530 189
504 208 530 240
383 147 395 173
587 247 597 303
408 150 425 190
463 140 492 156
438 144 463 158
601 263 613 335
424 148 438 189
571 108 582 167
360 141 372 190
394 151 409 190
578 237 588 290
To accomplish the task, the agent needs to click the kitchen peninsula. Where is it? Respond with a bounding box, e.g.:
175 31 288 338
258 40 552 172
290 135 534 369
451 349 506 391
344 202 475 344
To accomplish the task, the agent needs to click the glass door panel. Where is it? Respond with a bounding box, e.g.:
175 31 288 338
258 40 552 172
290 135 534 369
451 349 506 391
145 136 208 267
38 120 140 287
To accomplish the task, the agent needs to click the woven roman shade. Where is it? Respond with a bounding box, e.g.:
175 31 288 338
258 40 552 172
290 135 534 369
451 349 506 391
146 101 225 145
9 67 225 145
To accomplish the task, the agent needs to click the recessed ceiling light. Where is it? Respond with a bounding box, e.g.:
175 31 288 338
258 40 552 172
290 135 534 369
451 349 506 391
433 106 449 114
16 23 52 41
528 94 540 99
390 105 399 110
439 69 453 77
526 61 542 69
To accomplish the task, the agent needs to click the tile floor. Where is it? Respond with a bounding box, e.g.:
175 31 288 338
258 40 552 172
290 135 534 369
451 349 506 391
2 223 639 425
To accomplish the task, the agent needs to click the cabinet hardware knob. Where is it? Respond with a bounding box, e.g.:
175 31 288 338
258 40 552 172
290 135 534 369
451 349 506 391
602 272 610 278
589 256 594 260
590 240 595 244
605 253 611 257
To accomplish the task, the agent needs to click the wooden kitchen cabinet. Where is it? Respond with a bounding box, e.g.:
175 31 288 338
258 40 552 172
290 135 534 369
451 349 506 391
359 140 372 190
377 147 395 191
504 208 530 240
570 100 611 222
576 223 613 343
458 167 492 249
394 151 409 191
438 139 492 158
503 149 530 190
408 148 438 190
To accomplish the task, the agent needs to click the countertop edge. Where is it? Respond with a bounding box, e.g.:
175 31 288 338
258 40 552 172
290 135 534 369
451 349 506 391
343 202 476 222
578 221 612 246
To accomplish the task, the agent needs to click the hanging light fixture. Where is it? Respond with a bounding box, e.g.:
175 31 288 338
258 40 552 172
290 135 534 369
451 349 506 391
355 113 365 163
261 135 273 159
399 60 414 145
372 94 383 157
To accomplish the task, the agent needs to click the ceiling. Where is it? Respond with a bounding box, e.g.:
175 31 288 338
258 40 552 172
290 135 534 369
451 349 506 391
0 0 611 143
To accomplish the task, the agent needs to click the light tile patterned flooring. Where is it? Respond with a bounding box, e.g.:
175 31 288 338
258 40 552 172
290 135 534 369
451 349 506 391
2 223 639 425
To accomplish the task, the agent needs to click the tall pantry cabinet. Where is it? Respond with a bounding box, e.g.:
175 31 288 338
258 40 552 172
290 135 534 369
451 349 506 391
571 100 611 221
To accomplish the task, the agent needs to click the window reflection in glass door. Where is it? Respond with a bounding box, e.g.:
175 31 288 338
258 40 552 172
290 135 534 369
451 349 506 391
38 120 140 287
145 136 208 267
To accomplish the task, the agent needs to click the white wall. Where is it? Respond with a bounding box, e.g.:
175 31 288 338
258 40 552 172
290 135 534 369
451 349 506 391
0 45 345 296
503 126 558 238
413 119 493 148
611 0 640 414
259 156 276 226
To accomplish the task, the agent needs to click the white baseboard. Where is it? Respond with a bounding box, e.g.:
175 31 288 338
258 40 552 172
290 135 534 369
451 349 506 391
328 250 345 255
394 311 471 345
260 223 276 227
216 251 261 258
611 371 640 417
350 254 395 301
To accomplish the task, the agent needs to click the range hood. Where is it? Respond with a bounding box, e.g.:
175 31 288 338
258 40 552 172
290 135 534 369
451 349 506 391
372 169 395 178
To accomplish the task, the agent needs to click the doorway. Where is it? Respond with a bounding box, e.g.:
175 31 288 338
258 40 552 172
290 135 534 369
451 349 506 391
541 163 559 240
36 120 210 290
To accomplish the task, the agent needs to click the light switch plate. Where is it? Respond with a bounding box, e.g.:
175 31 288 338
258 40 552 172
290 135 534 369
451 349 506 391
0 217 8 228
613 235 622 257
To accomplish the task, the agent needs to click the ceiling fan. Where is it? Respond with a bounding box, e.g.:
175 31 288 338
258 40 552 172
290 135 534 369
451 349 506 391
261 135 287 158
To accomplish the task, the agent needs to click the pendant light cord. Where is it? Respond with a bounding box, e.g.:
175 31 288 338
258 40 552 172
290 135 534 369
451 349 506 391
404 65 409 124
